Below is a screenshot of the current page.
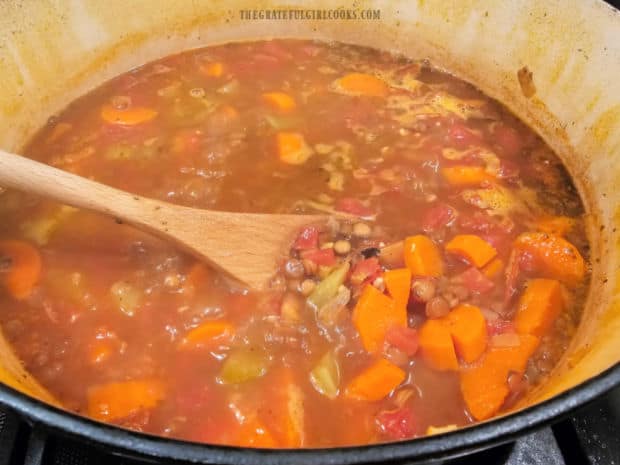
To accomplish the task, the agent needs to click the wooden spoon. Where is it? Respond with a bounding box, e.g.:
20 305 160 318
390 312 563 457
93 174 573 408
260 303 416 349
0 150 326 290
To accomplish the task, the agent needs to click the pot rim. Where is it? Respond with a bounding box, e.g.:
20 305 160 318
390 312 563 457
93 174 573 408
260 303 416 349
0 362 618 464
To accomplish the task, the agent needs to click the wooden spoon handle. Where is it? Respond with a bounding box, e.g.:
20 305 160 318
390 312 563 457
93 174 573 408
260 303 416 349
0 149 154 220
0 149 326 290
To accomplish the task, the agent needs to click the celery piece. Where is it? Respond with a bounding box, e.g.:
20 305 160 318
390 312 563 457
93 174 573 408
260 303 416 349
307 262 350 311
218 348 269 384
309 351 340 399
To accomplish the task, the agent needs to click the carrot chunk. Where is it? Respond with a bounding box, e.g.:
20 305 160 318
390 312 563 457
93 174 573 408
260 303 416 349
333 73 388 97
276 131 313 165
460 334 539 420
0 240 42 300
384 268 412 311
234 418 278 448
482 258 504 278
460 356 509 421
514 279 564 337
403 235 444 277
344 358 406 401
444 304 488 363
201 62 224 77
87 379 166 421
178 320 235 350
262 92 296 112
445 234 497 268
352 284 404 353
441 166 493 186
514 232 586 286
418 319 459 371
100 104 158 126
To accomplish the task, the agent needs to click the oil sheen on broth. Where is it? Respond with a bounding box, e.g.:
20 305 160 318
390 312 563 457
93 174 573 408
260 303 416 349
0 40 589 447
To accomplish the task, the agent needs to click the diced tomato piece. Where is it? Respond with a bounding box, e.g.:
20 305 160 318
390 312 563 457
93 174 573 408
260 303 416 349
504 248 539 304
293 227 319 250
335 198 374 217
493 124 524 157
421 202 456 233
447 123 482 149
486 320 515 336
300 248 336 266
376 407 417 440
454 267 495 294
350 257 382 285
385 326 419 357
504 250 523 304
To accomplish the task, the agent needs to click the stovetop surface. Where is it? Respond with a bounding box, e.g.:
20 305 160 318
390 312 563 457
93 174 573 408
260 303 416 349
0 385 619 465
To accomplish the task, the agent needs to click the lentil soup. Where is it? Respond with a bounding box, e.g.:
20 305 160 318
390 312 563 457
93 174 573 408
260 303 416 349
0 39 588 447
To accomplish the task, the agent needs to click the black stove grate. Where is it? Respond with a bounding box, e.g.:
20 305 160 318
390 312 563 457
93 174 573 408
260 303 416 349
0 385 619 465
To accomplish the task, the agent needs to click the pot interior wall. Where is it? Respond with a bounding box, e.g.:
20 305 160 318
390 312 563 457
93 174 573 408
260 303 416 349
0 0 619 418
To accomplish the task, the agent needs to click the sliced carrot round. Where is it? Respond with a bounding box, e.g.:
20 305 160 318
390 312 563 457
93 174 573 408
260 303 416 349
201 62 224 77
514 279 564 337
441 166 493 186
178 320 235 350
262 92 296 112
344 358 405 401
418 319 458 371
276 131 312 165
101 104 158 126
333 73 388 97
445 234 497 268
403 235 444 277
514 232 586 286
0 240 42 300
460 333 539 420
444 304 488 363
87 379 166 421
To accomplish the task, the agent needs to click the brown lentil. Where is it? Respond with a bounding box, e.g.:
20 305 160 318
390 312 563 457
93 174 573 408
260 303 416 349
333 240 352 255
352 222 372 238
425 296 451 319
